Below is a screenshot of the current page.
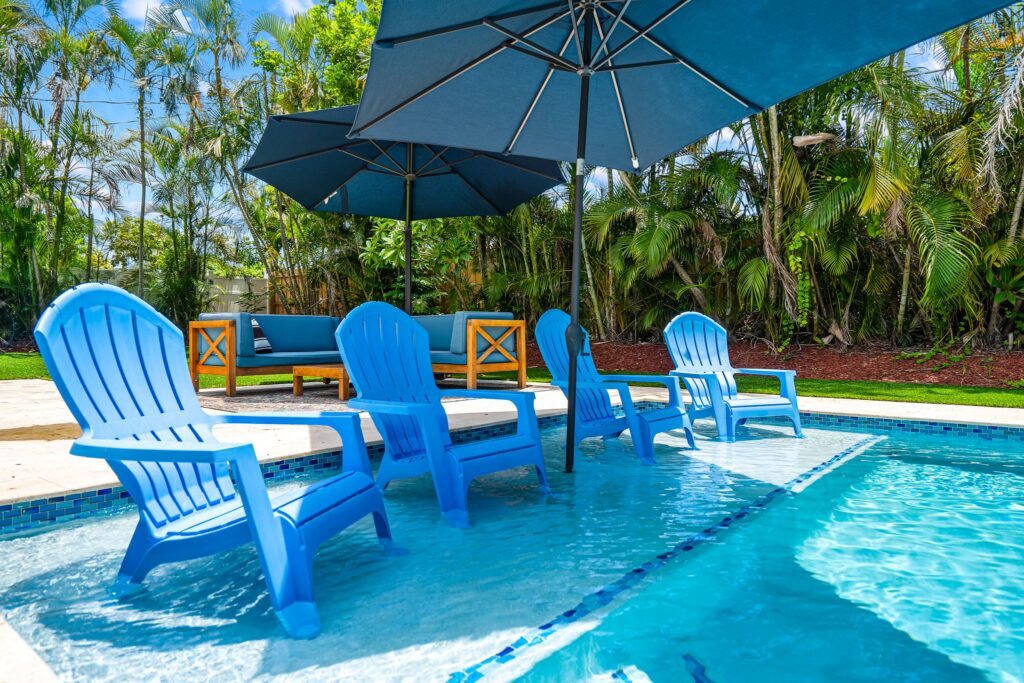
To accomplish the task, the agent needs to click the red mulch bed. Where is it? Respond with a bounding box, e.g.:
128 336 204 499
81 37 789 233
525 341 1024 388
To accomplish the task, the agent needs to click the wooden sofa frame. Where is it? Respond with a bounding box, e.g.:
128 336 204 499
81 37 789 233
432 319 527 390
189 317 527 397
188 319 297 397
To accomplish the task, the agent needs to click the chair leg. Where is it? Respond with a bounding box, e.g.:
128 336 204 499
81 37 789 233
438 487 471 529
712 401 729 439
372 508 392 543
430 467 471 529
631 418 656 465
233 454 320 639
725 412 738 443
682 417 697 450
112 523 158 594
533 446 551 494
790 410 804 438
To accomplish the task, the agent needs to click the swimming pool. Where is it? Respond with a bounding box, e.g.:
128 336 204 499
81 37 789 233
0 420 1020 682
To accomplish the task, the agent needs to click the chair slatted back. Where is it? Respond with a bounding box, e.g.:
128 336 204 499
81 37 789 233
34 284 236 529
535 309 615 424
336 302 451 458
663 312 738 410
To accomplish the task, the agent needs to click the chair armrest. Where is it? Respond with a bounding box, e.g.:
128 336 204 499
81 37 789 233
70 438 254 464
669 368 724 378
733 368 797 400
347 398 435 417
209 411 372 475
438 389 538 438
438 388 534 405
600 374 683 408
551 379 625 391
733 368 795 378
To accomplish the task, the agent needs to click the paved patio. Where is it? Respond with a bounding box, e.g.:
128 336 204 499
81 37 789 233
3 378 1024 508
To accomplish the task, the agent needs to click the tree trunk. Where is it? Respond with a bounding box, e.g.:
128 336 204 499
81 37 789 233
767 106 798 318
50 93 82 286
987 162 1024 340
581 233 606 339
137 88 147 298
669 255 709 312
896 244 912 338
86 163 94 281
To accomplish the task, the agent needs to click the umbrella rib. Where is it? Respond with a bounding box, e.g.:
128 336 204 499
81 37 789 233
591 0 632 61
244 145 348 173
274 115 355 127
450 165 504 214
482 18 578 71
370 140 406 174
597 58 679 72
565 0 584 65
505 11 581 155
377 2 564 46
351 8 570 137
337 147 405 176
596 4 758 110
594 16 639 169
313 162 368 209
414 145 450 175
425 151 483 175
478 152 565 182
593 0 696 70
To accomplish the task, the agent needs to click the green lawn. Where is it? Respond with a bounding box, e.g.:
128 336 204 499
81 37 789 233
3 351 1022 408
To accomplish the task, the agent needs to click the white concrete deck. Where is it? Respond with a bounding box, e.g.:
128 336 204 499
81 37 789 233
3 378 1023 507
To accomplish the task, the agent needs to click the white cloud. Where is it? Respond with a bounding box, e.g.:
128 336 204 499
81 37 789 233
122 0 161 22
278 0 313 16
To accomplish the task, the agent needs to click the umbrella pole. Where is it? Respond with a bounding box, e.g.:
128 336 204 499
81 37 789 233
404 144 413 314
565 8 594 474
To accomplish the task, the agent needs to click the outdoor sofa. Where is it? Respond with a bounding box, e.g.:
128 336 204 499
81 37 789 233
189 310 527 395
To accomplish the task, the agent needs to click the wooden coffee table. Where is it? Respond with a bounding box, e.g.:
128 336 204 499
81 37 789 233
292 364 351 400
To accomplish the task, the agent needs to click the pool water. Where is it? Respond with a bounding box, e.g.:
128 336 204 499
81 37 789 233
0 422 1020 682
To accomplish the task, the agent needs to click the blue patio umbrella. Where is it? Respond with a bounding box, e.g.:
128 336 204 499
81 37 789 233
243 104 563 313
350 0 1013 471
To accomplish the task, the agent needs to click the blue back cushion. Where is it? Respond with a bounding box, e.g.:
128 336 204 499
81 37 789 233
252 315 341 353
412 314 455 351
450 312 514 355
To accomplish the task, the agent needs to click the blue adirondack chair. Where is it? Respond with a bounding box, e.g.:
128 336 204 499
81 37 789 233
33 283 393 639
535 309 695 464
664 312 803 442
336 301 549 529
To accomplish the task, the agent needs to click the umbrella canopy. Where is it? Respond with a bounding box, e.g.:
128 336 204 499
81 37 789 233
350 0 1012 472
243 104 564 311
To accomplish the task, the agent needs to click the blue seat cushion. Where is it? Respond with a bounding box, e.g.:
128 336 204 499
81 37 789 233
205 351 342 368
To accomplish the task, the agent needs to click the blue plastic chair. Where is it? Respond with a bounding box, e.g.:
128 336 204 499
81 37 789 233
664 312 803 442
33 283 393 639
336 301 549 529
535 309 695 464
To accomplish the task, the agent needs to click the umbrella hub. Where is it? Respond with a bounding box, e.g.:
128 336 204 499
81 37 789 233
405 173 416 182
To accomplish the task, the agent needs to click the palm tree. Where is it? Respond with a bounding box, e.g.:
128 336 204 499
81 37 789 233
106 14 166 297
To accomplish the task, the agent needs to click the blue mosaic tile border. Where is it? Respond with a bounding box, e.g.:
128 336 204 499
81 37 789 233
445 436 884 682
780 411 1024 441
0 413 562 537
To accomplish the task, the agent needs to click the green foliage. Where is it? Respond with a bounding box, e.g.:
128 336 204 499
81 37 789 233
1 0 1023 357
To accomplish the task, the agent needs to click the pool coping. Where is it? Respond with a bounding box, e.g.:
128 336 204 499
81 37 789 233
3 389 1024 537
0 616 58 682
